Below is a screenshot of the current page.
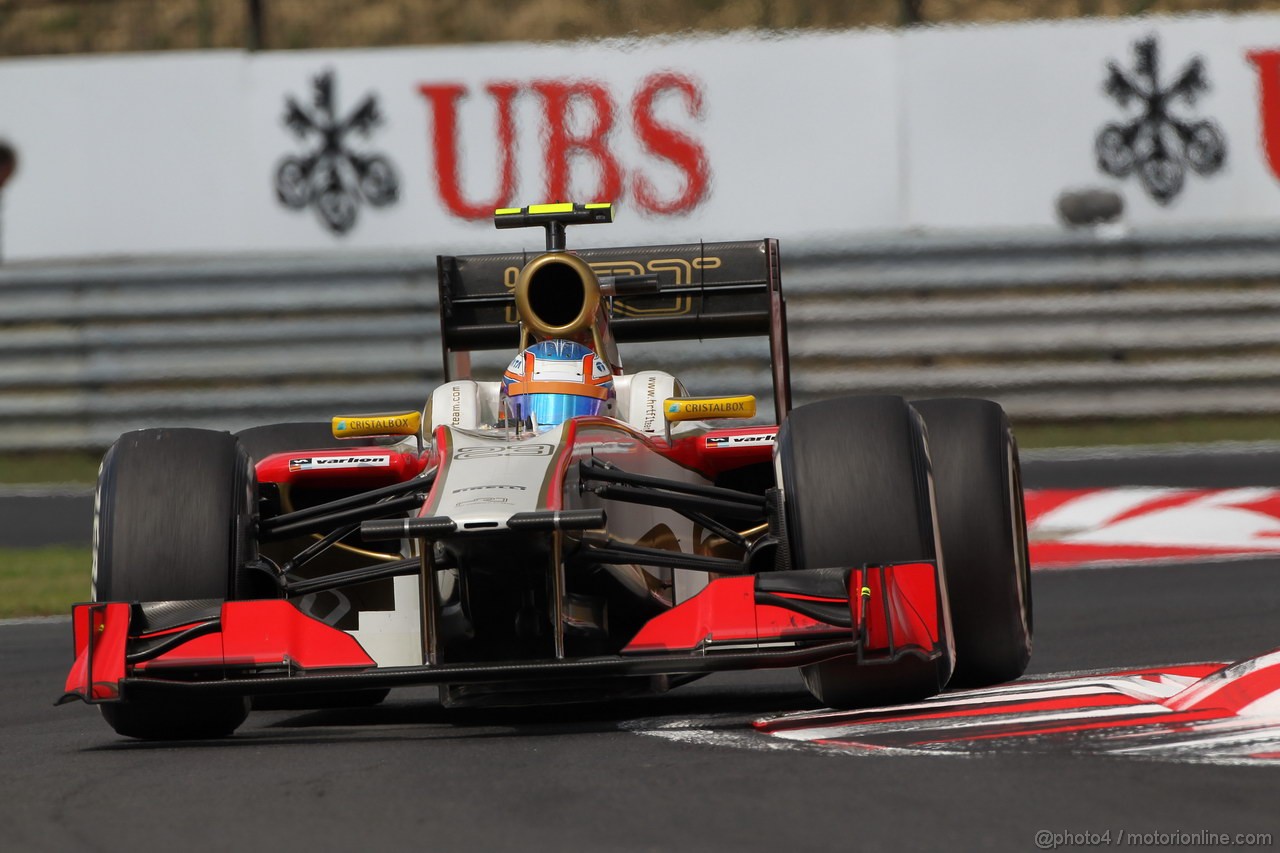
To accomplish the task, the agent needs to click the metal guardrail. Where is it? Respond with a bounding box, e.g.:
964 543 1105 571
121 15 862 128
3 226 1280 450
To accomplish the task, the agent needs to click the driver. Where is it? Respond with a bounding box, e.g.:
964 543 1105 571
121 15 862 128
501 339 615 430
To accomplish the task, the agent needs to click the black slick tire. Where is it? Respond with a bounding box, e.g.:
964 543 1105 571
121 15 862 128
93 428 254 740
912 398 1032 688
776 395 951 709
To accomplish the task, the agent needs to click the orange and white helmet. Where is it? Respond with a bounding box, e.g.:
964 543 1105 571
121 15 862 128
501 340 614 429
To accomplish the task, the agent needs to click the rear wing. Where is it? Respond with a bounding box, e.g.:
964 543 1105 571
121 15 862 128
437 239 791 419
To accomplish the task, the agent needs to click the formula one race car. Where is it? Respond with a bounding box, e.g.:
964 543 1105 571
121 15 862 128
62 203 1032 739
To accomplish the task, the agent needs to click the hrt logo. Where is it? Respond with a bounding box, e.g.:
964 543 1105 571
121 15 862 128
418 73 711 219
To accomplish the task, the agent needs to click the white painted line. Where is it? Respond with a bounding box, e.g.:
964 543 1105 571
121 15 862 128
770 704 1162 742
1032 487 1176 535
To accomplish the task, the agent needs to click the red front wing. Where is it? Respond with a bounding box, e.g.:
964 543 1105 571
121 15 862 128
63 561 947 704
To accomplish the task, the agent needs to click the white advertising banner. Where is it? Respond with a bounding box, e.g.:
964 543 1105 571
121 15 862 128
0 33 900 260
3 14 1280 261
902 14 1280 230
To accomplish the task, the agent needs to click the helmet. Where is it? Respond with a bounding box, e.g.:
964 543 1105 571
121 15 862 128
501 340 614 429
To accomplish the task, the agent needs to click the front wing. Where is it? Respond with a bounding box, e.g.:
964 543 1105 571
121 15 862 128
62 562 947 705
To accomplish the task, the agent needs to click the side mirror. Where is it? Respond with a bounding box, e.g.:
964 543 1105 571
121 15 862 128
663 396 756 423
332 411 422 439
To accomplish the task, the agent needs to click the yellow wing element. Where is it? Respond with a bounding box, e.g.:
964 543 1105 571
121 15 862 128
662 396 757 422
493 202 614 229
331 411 422 439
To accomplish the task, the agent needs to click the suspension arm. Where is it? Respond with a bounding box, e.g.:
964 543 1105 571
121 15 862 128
260 471 435 535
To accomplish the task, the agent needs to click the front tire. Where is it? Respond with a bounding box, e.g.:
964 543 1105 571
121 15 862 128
912 398 1032 688
93 429 254 739
777 396 951 708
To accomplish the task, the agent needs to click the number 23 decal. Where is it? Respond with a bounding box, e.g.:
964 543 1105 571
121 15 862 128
453 444 554 460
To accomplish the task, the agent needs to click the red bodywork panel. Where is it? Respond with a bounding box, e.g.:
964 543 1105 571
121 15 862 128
622 576 846 653
136 601 376 672
256 447 429 488
63 601 376 704
622 562 943 659
666 426 779 476
251 423 771 512
863 561 941 657
65 603 130 702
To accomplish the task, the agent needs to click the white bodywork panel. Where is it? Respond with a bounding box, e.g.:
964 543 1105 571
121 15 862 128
426 371 687 437
426 380 491 431
432 424 568 526
349 574 422 667
614 371 680 437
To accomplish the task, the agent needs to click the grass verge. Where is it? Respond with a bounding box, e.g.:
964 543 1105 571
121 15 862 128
0 451 101 485
0 547 90 619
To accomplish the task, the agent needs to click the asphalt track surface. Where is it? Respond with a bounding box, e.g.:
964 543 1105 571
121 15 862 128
0 485 92 548
3 447 1280 852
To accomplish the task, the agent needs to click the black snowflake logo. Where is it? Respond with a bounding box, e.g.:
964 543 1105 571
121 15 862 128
276 70 399 234
1096 36 1226 205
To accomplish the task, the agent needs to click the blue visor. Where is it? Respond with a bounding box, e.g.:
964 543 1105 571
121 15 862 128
509 393 606 428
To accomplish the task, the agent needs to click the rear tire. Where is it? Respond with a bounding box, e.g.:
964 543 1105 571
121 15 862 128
776 396 951 708
912 398 1032 687
93 429 254 739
